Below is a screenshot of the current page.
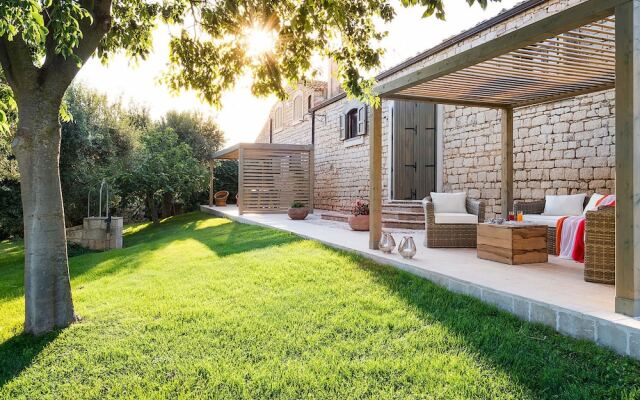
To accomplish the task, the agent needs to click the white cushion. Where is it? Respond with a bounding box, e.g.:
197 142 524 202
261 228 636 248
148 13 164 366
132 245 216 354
583 193 606 215
542 194 586 216
430 192 467 213
434 213 478 224
522 214 564 227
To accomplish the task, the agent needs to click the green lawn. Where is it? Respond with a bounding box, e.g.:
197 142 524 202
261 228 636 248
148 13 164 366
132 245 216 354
1 212 639 399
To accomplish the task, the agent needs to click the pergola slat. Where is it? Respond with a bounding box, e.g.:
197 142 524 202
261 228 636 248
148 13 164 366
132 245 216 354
376 0 622 109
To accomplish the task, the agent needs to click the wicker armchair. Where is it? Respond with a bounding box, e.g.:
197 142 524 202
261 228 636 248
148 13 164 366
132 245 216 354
423 197 485 248
514 198 615 285
584 205 615 284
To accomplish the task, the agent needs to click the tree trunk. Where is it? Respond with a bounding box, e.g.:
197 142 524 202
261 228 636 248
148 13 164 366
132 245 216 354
161 192 174 218
12 97 75 335
147 195 160 224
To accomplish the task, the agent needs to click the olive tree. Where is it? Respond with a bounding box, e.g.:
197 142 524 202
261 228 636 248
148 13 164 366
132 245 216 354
0 0 492 334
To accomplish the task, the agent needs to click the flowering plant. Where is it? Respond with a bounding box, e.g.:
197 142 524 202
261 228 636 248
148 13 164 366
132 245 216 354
351 199 370 216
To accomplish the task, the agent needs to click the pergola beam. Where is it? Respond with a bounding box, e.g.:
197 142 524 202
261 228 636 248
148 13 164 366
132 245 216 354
614 0 640 317
383 94 510 109
375 0 624 97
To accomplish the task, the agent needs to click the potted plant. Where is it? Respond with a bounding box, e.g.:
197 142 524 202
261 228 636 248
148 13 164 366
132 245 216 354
288 200 309 220
348 199 370 231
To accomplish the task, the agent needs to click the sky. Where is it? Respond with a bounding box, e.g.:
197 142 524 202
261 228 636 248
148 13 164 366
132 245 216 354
76 0 521 146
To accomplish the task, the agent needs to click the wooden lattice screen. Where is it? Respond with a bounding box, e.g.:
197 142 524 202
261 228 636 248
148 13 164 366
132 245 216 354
238 145 313 214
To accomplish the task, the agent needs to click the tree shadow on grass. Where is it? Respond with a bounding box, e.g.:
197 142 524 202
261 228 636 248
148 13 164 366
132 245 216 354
0 330 59 388
339 250 640 399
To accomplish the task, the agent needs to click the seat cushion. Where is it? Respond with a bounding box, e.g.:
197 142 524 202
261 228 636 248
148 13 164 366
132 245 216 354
522 214 564 227
434 213 478 224
542 194 586 216
430 192 467 213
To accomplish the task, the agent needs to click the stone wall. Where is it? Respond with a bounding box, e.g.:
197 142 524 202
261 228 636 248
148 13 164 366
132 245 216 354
66 217 124 250
312 100 370 211
442 89 616 217
255 83 327 145
261 91 392 212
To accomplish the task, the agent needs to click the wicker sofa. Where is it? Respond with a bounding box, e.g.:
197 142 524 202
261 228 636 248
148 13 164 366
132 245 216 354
513 198 615 284
423 196 485 248
513 198 586 254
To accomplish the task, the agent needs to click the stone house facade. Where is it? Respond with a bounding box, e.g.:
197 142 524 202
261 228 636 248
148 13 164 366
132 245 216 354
255 0 615 217
255 82 327 145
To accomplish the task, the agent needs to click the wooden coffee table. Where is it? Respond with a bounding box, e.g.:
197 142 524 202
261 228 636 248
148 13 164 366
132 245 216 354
477 223 548 265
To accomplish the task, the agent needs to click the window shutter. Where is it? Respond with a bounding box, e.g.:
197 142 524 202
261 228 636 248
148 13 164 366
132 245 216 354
357 106 366 136
339 115 346 140
364 105 368 135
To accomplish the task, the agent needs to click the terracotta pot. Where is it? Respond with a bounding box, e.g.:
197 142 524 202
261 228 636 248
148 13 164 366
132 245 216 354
288 207 309 220
348 214 370 231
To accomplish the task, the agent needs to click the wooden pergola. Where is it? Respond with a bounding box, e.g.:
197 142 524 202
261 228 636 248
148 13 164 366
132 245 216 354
370 0 640 317
209 143 314 214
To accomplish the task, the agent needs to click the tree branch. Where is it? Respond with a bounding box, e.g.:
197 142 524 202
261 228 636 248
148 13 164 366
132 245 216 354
41 0 113 95
0 36 39 95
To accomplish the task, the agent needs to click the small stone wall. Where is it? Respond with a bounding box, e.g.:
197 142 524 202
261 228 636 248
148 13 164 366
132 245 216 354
66 217 124 251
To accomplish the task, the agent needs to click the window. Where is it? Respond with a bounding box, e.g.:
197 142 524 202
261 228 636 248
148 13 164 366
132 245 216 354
274 106 283 131
293 95 303 121
339 102 367 141
345 108 358 139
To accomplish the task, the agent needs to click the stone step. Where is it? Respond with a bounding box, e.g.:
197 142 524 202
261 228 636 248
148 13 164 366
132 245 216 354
382 218 425 230
382 210 425 221
384 200 423 206
383 201 424 213
382 206 424 214
320 211 349 223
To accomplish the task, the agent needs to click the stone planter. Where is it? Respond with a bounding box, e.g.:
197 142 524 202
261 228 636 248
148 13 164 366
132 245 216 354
348 214 370 231
288 207 309 220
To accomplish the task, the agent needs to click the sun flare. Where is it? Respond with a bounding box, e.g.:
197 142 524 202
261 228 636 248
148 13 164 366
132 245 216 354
244 26 277 58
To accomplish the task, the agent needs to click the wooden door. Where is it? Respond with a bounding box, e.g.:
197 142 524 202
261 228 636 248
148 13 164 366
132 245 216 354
392 101 437 200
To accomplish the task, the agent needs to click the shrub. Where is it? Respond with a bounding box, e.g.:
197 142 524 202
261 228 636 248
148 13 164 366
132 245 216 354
290 200 306 208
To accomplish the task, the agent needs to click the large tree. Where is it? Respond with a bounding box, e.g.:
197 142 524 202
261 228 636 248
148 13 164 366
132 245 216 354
0 0 493 334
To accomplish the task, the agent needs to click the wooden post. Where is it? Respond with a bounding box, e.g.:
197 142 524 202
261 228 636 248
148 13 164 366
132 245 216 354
209 161 214 207
309 147 315 213
615 0 640 317
369 104 383 249
238 147 245 215
501 107 514 219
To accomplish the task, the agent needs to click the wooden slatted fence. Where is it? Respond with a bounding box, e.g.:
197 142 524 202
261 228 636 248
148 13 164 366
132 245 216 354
210 144 313 214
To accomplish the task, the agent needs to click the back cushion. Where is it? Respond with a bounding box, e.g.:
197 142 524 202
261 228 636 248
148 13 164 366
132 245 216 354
430 192 467 214
542 194 587 216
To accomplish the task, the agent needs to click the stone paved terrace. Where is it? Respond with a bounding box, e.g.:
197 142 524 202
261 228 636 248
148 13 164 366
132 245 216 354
201 205 640 360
